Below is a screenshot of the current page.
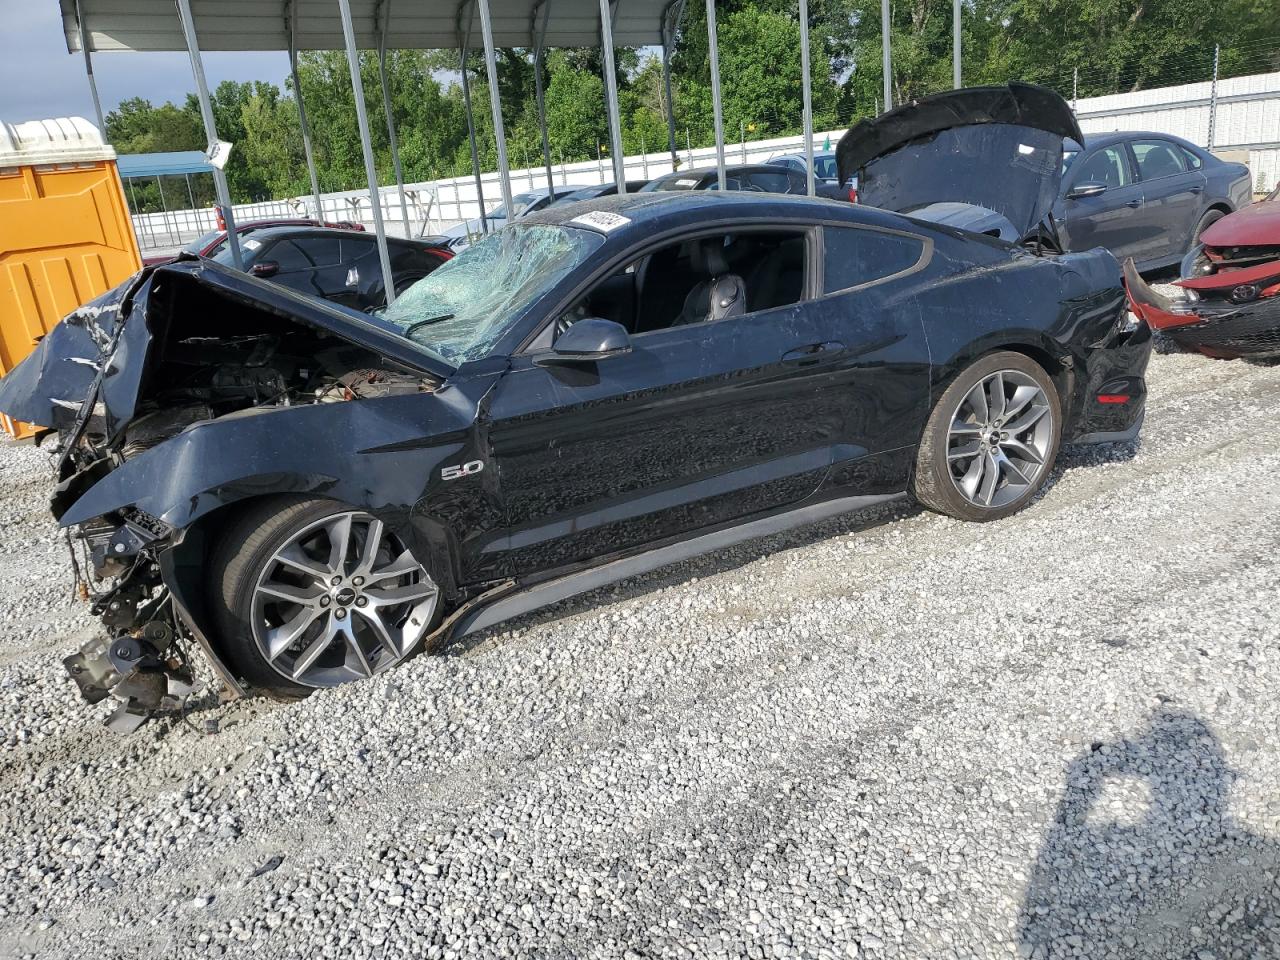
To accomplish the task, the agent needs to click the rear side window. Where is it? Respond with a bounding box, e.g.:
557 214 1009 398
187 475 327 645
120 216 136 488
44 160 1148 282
1180 146 1204 170
1131 140 1186 180
340 236 376 261
822 226 924 293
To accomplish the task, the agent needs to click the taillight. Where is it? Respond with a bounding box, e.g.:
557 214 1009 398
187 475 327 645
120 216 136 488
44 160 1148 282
216 207 226 231
848 186 859 204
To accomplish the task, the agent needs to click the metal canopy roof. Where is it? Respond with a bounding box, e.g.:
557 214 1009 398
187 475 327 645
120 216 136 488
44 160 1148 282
116 150 214 177
60 0 671 53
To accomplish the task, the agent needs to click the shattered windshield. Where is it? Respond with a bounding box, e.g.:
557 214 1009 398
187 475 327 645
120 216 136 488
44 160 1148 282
382 224 602 364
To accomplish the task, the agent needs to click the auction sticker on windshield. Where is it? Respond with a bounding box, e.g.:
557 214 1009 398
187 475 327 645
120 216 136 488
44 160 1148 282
569 211 632 233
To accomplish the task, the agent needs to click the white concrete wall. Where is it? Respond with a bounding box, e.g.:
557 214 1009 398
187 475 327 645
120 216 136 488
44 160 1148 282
1074 70 1280 192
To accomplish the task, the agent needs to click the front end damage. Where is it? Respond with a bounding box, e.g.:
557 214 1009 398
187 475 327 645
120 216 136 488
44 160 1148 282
1124 255 1280 360
0 259 450 730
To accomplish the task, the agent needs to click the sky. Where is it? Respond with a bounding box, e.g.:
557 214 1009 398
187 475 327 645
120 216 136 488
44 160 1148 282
0 2 291 127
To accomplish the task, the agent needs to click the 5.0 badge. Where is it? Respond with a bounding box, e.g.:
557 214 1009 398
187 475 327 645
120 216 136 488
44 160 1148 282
441 460 485 481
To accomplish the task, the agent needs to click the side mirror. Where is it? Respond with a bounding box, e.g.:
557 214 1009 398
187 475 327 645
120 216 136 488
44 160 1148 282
249 260 280 278
545 318 632 363
1066 182 1108 200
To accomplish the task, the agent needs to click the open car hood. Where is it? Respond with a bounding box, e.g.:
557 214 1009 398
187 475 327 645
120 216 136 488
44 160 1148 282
836 82 1083 241
0 258 452 437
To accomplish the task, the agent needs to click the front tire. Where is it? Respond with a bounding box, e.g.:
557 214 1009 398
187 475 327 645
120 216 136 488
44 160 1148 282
209 497 442 696
912 352 1062 522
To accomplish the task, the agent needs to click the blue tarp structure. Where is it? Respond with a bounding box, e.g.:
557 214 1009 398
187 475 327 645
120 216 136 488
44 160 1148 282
116 151 212 179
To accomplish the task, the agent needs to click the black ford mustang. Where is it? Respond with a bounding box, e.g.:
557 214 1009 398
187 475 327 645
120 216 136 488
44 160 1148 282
0 84 1151 728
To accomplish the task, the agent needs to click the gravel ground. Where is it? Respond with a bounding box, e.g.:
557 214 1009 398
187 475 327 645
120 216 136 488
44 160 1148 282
1 349 1278 960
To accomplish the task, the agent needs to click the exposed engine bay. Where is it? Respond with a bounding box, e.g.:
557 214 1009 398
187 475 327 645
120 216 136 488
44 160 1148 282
18 264 443 731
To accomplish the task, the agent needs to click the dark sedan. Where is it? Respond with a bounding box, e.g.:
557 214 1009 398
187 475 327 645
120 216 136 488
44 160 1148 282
1056 132 1251 272
211 226 451 310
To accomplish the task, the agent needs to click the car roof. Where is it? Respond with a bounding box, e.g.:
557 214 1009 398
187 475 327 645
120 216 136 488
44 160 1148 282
238 225 383 242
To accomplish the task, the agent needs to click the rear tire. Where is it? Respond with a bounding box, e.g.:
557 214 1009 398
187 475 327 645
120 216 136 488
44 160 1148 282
208 497 442 697
912 352 1062 522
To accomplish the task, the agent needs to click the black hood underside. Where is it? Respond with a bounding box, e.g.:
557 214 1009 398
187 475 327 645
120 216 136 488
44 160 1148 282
837 82 1084 241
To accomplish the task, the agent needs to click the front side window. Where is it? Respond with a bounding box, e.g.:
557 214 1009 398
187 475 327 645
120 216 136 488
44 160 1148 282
1131 140 1186 181
1073 146 1131 189
822 225 924 294
265 240 314 272
547 229 809 344
382 224 603 364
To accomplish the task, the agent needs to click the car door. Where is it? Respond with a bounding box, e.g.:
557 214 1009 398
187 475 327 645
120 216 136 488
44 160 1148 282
1058 143 1147 261
483 223 929 577
1130 138 1207 264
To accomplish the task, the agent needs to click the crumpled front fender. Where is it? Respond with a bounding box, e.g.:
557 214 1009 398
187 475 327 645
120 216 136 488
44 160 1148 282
58 393 472 531
0 274 142 432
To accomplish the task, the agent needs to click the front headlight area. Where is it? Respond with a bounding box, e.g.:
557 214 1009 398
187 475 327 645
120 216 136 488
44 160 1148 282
64 507 197 733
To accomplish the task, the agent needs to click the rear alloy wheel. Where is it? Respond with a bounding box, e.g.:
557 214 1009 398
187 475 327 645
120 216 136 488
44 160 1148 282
913 352 1062 521
211 499 441 694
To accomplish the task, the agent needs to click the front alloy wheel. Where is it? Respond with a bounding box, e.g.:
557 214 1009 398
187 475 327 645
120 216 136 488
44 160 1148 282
211 499 441 694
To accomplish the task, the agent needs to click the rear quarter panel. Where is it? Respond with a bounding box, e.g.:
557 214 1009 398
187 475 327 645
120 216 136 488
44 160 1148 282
906 229 1130 434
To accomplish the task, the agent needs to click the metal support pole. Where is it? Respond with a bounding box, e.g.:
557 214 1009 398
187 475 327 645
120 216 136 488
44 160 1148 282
476 0 514 215
531 0 557 198
74 0 105 133
1207 44 1220 150
457 4 489 235
156 176 175 245
337 0 397 304
660 0 687 168
1072 67 1078 112
175 0 242 269
880 0 892 112
599 0 627 192
378 0 411 236
799 0 814 196
184 172 196 209
952 0 961 89
705 0 727 191
288 0 325 221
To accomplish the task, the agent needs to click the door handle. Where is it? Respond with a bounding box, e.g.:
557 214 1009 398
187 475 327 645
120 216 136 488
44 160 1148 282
1124 199 1142 208
782 341 844 365
1189 185 1204 194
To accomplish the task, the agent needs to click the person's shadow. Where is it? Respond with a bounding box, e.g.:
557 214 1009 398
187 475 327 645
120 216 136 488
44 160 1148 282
1017 711 1280 958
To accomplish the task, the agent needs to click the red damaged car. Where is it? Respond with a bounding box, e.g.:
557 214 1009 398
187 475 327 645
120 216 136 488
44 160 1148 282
1126 183 1280 359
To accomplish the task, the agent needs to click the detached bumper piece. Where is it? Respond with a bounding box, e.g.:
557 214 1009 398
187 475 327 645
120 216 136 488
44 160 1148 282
64 629 195 734
1124 257 1280 360
63 510 196 733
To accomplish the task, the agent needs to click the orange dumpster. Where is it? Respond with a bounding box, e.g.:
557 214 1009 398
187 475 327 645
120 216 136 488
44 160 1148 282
0 117 141 439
